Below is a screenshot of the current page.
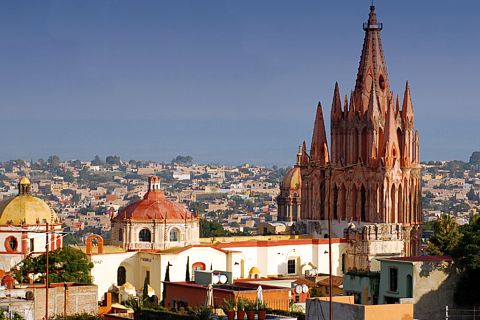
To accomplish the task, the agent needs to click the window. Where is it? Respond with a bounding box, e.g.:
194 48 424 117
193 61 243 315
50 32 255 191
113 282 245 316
117 266 126 286
406 275 413 298
5 236 18 253
288 259 296 274
192 262 206 280
139 228 151 242
8 237 17 250
30 238 35 252
118 228 123 241
170 228 179 242
389 267 398 292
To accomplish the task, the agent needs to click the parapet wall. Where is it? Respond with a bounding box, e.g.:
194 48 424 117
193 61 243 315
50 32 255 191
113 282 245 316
306 297 413 320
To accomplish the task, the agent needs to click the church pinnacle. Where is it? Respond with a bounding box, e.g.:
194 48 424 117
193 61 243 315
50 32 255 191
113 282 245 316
354 4 390 113
310 102 329 165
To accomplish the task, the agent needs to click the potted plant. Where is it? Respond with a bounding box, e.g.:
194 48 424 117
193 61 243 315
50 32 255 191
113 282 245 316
256 301 267 320
222 298 236 320
237 297 246 320
244 300 256 320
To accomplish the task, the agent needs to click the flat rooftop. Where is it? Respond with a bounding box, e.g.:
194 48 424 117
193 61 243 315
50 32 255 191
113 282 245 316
380 255 452 263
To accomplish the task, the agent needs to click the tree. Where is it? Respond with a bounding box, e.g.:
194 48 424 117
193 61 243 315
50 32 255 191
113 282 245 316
467 186 477 201
37 158 46 169
72 160 83 169
200 219 228 238
16 247 94 284
164 262 171 282
161 262 171 306
0 311 23 320
106 155 121 165
451 215 480 272
62 170 75 183
469 151 480 165
91 155 104 166
451 215 480 305
185 256 190 282
189 202 207 216
171 155 193 166
426 214 461 256
143 276 149 301
48 155 61 170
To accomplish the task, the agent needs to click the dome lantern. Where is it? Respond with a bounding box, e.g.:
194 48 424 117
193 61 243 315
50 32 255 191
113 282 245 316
18 177 31 196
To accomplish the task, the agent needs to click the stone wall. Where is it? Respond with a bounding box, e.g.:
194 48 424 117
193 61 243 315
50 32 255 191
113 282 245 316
33 284 98 319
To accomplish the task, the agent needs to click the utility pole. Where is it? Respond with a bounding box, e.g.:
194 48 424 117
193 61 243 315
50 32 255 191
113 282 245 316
64 282 68 318
45 222 49 320
320 162 361 320
327 168 333 320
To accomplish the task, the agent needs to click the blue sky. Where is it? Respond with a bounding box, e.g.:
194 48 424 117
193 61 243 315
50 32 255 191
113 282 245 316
0 0 479 165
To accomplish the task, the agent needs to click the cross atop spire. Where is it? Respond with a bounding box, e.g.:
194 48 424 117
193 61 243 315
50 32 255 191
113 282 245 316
354 4 389 114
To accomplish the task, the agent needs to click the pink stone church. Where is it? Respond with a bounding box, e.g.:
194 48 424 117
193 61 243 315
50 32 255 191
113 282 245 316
278 5 422 269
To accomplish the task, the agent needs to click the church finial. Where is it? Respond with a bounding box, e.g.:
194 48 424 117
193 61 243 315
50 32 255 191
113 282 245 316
296 144 302 165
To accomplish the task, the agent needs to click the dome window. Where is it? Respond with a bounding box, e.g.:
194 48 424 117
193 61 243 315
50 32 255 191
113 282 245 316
139 228 151 242
170 228 179 242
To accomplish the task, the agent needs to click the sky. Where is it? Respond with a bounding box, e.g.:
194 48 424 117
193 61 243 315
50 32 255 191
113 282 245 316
0 0 479 166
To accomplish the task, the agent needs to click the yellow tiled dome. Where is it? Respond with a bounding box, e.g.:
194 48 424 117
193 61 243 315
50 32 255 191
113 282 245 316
0 177 57 225
280 167 301 190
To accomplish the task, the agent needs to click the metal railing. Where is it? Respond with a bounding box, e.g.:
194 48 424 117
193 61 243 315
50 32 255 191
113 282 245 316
446 305 480 319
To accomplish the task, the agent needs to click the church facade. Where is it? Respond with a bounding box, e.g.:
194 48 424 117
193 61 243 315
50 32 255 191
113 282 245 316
278 5 422 268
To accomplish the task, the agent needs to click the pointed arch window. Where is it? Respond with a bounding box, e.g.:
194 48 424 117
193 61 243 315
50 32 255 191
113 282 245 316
361 185 367 222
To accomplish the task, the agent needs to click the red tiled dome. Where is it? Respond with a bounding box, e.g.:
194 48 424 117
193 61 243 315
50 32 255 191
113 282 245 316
113 177 194 222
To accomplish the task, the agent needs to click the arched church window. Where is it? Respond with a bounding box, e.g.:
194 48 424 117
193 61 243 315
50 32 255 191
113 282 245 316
361 185 367 222
117 266 126 286
170 228 179 242
333 185 338 220
5 236 18 253
139 228 151 242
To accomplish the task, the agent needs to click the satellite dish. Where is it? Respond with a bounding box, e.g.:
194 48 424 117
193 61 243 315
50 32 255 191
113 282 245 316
302 284 309 293
212 274 220 284
295 285 302 294
219 274 227 284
